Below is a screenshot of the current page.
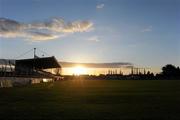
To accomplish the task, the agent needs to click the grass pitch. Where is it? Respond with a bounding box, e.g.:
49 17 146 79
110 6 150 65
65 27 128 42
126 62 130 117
0 80 180 120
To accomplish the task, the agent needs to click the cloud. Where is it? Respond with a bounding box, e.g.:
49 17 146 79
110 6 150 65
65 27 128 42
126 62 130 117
59 62 133 68
0 18 93 41
26 32 59 41
88 36 100 42
96 4 105 9
141 26 152 32
62 21 93 33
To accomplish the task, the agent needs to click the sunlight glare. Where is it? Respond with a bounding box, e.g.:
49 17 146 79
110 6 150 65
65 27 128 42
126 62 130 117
72 66 87 75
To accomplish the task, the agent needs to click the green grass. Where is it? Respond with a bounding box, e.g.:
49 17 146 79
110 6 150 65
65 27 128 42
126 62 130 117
0 80 180 120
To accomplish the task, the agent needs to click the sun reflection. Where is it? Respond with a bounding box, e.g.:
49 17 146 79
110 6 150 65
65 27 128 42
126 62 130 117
72 66 87 75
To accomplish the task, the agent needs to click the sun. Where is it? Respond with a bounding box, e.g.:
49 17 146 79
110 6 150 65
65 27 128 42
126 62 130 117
72 66 87 75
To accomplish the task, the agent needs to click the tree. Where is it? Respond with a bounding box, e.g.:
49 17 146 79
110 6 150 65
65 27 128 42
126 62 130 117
162 64 180 79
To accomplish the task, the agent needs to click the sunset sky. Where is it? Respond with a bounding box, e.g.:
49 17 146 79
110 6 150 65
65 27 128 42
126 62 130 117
0 0 180 71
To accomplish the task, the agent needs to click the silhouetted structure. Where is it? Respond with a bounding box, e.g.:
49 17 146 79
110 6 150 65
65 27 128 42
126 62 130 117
15 56 61 78
0 48 62 87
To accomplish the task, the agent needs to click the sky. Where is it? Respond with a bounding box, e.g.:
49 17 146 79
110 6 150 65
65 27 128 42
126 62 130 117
0 0 180 72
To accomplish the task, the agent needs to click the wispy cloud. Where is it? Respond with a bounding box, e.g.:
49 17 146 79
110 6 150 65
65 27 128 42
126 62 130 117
88 36 100 42
0 18 93 41
60 62 133 68
141 26 152 32
96 4 105 9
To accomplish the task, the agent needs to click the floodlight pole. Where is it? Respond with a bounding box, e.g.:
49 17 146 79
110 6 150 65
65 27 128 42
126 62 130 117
34 48 36 58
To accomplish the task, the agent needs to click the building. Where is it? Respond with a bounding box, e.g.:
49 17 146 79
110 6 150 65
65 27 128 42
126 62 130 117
0 56 62 87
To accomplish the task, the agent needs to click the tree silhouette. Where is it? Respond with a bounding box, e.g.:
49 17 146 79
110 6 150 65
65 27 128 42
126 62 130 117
161 64 180 79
